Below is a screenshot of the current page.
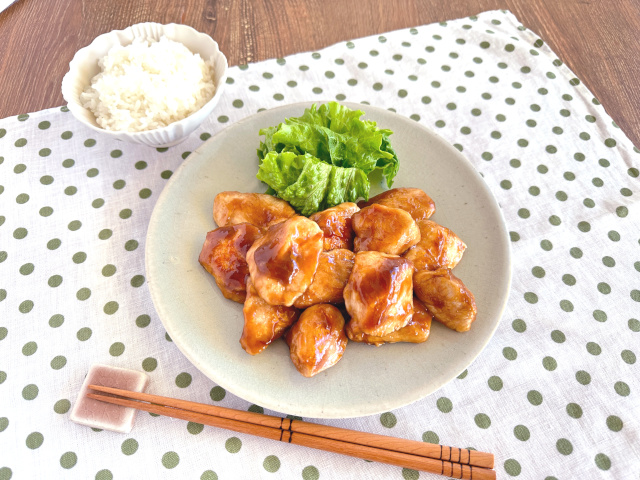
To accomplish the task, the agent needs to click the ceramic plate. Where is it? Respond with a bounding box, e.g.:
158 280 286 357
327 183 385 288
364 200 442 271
146 101 511 419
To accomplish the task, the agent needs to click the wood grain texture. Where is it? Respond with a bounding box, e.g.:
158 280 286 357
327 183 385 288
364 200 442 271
0 0 638 146
88 384 495 469
87 387 497 480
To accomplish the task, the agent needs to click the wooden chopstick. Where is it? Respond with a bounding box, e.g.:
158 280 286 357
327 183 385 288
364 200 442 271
87 385 496 480
88 384 493 468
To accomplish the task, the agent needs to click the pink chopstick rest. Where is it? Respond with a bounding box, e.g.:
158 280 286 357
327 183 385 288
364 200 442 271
70 364 149 433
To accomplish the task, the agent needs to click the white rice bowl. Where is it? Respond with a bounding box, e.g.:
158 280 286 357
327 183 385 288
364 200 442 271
81 36 216 132
61 23 228 147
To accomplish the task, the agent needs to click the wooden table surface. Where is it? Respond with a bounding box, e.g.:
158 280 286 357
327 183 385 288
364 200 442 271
1 0 639 147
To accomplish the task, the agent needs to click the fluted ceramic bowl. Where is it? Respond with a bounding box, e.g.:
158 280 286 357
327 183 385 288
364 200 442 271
61 23 228 148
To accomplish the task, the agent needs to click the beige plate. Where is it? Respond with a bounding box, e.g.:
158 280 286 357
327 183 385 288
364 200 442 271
146 102 512 419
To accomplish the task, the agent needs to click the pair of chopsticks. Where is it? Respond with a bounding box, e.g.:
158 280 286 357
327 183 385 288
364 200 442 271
87 385 495 480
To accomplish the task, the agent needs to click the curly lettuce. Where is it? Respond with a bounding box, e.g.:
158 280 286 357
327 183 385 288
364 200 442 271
257 102 399 215
257 152 369 217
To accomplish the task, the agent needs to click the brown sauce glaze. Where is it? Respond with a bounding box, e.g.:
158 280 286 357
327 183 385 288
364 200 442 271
241 281 300 355
344 252 414 337
198 223 263 303
247 216 324 306
213 192 295 228
252 227 298 284
403 220 466 272
310 202 359 251
413 268 477 332
252 220 322 284
293 249 355 309
352 204 421 255
285 304 347 377
357 187 436 221
347 297 432 346
353 260 412 330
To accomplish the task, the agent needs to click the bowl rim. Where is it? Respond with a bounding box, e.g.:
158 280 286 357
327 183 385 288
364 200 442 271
61 21 229 138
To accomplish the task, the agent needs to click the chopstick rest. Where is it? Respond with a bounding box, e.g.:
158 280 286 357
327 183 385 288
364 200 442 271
87 384 496 479
70 365 149 433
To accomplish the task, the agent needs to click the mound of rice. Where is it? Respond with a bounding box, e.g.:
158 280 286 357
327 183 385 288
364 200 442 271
81 36 216 132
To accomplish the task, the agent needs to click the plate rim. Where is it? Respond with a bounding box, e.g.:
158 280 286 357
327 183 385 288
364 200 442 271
146 101 512 418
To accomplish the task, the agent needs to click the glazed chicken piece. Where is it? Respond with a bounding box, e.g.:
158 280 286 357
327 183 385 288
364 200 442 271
240 280 300 355
309 202 360 251
352 204 421 255
246 216 324 306
198 223 263 303
293 249 355 309
346 298 433 346
285 304 348 377
403 220 466 272
213 191 295 229
413 268 477 332
344 251 414 337
358 187 436 221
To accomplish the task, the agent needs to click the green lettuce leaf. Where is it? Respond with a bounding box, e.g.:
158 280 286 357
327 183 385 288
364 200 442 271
257 125 279 161
257 151 369 216
257 101 400 214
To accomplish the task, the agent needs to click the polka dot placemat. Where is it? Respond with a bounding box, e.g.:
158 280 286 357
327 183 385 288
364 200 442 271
0 9 638 480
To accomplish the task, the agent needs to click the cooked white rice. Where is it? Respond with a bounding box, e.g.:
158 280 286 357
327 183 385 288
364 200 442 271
81 36 216 132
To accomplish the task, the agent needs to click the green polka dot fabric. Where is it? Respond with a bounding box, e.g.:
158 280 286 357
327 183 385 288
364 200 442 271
0 10 638 479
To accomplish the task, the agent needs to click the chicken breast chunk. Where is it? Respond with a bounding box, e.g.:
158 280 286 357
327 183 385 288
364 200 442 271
358 187 436 221
413 268 477 332
293 249 355 309
213 191 295 229
309 202 360 251
344 251 414 337
285 304 348 377
352 204 421 255
198 223 263 303
240 280 300 355
246 216 324 306
346 297 433 346
403 220 466 272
